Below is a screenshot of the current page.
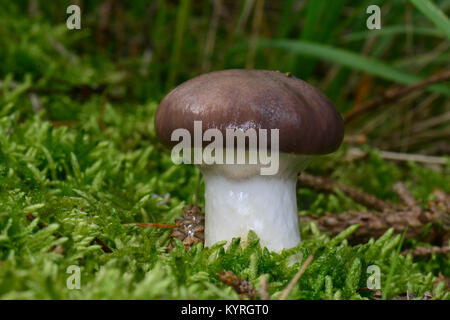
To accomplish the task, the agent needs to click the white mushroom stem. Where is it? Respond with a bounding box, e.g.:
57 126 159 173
199 153 311 252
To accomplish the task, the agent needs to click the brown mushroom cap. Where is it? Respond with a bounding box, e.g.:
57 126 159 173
155 69 344 155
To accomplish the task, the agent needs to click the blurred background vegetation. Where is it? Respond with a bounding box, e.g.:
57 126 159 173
1 0 449 155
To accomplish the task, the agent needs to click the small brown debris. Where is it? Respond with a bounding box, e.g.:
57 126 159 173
372 289 383 299
434 273 450 290
169 205 205 251
123 204 205 252
218 270 256 299
423 292 435 300
92 237 113 253
285 72 292 77
52 245 65 255
26 213 46 229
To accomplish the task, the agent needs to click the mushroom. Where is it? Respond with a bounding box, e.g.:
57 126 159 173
155 69 343 252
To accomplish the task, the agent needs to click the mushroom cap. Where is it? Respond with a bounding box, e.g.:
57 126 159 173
155 69 344 155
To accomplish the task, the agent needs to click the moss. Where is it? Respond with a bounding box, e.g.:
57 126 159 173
0 107 448 300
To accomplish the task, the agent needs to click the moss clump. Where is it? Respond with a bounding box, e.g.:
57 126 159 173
0 106 448 300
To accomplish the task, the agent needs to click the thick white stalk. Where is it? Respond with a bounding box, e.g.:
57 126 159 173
199 153 311 252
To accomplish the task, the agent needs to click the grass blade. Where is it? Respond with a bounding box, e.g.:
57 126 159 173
291 0 346 78
343 25 444 42
255 39 450 95
167 0 191 90
382 230 406 300
410 0 450 40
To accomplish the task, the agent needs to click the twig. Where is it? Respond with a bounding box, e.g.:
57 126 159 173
123 222 176 228
301 208 442 244
278 255 314 300
259 274 270 300
393 181 419 210
47 36 79 62
298 173 396 211
93 237 113 253
402 245 450 258
126 206 205 252
301 185 449 244
381 128 450 151
411 111 450 133
379 150 448 165
29 91 43 114
344 147 448 165
344 70 450 122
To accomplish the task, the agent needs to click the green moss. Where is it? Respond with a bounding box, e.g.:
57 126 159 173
0 108 448 300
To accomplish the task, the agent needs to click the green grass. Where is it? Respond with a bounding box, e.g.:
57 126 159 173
253 39 450 95
411 0 450 40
